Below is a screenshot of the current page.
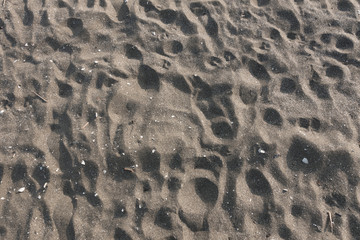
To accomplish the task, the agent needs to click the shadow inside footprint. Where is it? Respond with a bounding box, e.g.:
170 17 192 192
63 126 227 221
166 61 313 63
246 169 272 196
286 137 323 173
67 18 83 35
195 178 218 205
138 65 160 91
263 108 282 126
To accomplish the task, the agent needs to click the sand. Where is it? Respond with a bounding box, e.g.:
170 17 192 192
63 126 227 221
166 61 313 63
1 0 360 239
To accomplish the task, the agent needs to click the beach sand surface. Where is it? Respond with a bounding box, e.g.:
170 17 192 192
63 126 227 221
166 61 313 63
1 0 360 239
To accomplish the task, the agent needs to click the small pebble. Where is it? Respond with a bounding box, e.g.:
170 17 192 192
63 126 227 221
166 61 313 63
302 158 309 164
258 149 265 154
81 160 86 165
18 187 25 193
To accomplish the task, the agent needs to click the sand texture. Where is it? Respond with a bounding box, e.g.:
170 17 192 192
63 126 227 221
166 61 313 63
1 0 360 239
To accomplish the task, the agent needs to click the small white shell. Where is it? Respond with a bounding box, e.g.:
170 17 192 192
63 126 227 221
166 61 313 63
302 158 309 164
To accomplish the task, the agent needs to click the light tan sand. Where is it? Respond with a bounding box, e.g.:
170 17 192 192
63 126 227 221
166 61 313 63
1 0 360 239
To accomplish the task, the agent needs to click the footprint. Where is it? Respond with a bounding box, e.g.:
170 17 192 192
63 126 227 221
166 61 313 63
162 40 183 56
189 2 209 16
298 118 310 129
270 28 281 40
205 17 218 37
326 65 344 79
224 51 236 61
0 164 3 183
195 155 222 179
82 160 98 187
245 169 272 196
23 4 34 26
336 36 353 50
117 3 130 21
154 207 173 230
167 177 181 192
165 74 191 94
211 121 234 139
208 56 222 67
125 44 143 60
349 214 360 238
114 204 127 218
309 80 330 99
137 65 160 91
169 152 184 171
286 137 323 173
311 118 321 131
324 192 346 208
159 9 177 24
0 226 6 237
2 93 15 108
278 224 293 239
277 10 300 31
135 199 147 232
256 0 270 7
67 18 84 36
139 0 157 12
57 82 73 98
320 33 331 44
40 11 50 26
263 108 282 126
106 153 134 182
11 163 27 182
176 12 197 35
195 178 218 205
32 163 50 187
114 228 132 240
248 60 270 82
138 147 160 172
291 204 304 217
280 78 296 94
337 0 354 11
